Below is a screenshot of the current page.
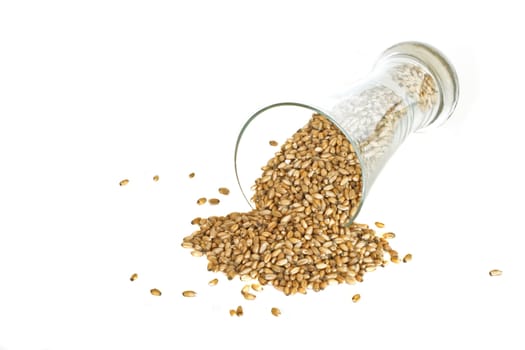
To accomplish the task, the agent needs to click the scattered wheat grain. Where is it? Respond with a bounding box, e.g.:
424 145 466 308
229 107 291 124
218 187 230 195
489 269 502 277
271 307 281 317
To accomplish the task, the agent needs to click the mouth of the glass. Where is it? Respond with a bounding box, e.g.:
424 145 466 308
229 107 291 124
234 102 367 225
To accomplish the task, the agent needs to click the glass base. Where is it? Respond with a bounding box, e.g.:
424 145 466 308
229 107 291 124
376 41 460 131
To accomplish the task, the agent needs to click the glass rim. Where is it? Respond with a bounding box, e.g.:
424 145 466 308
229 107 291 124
234 101 368 225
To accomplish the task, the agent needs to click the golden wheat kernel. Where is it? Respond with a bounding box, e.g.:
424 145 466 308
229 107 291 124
251 283 263 292
181 242 193 249
240 274 251 282
229 309 237 316
276 258 288 266
402 253 412 263
189 172 195 178
352 293 361 303
150 288 162 296
208 278 219 286
271 307 281 317
218 187 230 195
489 269 502 277
191 250 203 257
197 197 207 205
316 262 328 269
241 284 251 294
129 273 138 282
236 305 244 316
153 175 159 182
191 217 201 225
208 198 220 205
382 232 396 239
243 292 256 300
269 140 278 147
119 179 129 186
182 290 197 297
374 221 385 228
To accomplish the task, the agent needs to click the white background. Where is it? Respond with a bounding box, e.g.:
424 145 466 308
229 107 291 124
1 1 524 349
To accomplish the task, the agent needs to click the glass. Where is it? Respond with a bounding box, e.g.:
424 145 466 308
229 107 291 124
234 41 459 224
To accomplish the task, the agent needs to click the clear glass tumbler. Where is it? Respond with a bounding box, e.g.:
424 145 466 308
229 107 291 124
234 41 459 223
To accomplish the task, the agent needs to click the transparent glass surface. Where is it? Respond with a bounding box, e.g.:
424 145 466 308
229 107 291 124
235 41 459 224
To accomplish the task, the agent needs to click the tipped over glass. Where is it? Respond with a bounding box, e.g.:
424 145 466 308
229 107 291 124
234 41 459 224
